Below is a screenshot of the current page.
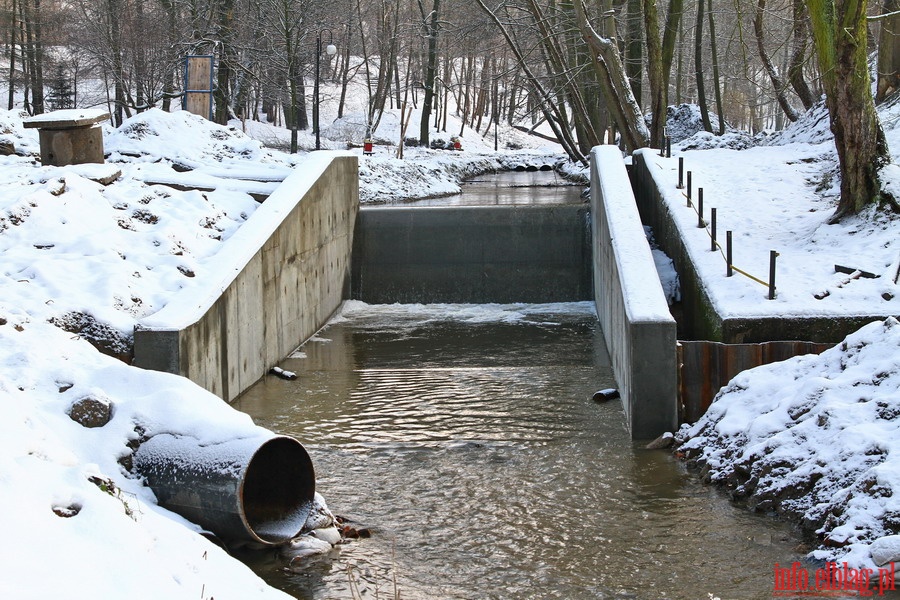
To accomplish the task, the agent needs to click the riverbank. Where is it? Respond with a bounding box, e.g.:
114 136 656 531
0 92 899 597
667 98 900 573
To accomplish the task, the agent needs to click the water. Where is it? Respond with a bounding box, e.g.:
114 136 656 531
232 302 811 600
392 170 585 206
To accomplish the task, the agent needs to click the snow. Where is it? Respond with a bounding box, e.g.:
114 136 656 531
593 144 675 321
639 96 900 318
676 318 900 570
0 68 899 597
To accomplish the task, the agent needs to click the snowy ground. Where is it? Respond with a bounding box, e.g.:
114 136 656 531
0 81 899 597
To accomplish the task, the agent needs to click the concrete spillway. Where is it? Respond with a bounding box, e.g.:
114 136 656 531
350 204 593 304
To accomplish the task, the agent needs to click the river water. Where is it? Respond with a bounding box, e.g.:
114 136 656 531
230 172 811 599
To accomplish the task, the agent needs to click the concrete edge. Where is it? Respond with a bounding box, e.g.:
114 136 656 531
590 145 678 439
138 150 354 332
133 153 359 403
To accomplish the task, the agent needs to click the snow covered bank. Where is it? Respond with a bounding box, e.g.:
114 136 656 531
665 95 900 572
0 109 313 598
0 319 293 599
676 317 900 570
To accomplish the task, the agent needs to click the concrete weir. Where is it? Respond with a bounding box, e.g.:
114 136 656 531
590 146 678 439
133 152 358 403
351 204 592 304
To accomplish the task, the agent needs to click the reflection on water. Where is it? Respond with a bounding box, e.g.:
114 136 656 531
232 302 811 600
392 170 585 206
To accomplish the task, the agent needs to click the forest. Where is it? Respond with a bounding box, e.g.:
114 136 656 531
1 0 898 215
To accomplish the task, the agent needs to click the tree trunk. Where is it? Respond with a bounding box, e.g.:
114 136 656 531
806 0 891 219
418 0 441 147
788 0 816 110
626 0 643 104
754 0 800 122
876 0 899 102
644 0 684 148
706 0 724 133
337 24 351 119
8 0 17 111
694 0 712 132
573 0 650 152
22 0 44 115
213 0 235 125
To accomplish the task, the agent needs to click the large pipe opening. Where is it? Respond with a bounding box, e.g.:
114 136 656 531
134 433 315 545
242 436 316 543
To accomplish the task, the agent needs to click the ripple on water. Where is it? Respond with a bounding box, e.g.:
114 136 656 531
233 308 809 600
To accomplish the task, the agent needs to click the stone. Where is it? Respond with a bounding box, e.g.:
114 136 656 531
67 395 113 428
0 140 14 155
645 431 675 449
870 534 900 567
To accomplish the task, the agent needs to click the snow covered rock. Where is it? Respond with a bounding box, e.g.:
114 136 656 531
870 535 900 567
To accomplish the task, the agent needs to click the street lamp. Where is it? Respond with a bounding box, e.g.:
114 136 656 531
314 29 337 150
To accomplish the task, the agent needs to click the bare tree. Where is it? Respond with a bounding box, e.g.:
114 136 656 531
573 0 650 151
806 0 891 219
787 0 816 110
417 0 441 146
644 0 684 147
754 0 800 122
875 0 899 102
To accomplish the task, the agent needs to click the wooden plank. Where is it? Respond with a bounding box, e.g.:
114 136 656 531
184 56 213 119
23 108 110 129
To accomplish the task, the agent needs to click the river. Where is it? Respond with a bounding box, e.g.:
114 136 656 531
230 171 811 600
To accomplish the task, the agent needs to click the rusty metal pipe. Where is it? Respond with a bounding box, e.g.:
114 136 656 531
134 433 315 545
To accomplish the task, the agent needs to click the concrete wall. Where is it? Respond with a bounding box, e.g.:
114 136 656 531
351 204 592 304
133 152 358 403
590 146 678 439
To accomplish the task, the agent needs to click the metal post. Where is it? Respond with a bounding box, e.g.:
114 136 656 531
687 171 692 206
677 157 684 189
314 33 321 150
769 250 779 299
711 208 717 252
726 231 733 277
666 136 671 158
697 188 704 227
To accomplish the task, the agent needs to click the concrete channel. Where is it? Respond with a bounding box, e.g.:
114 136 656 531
132 147 679 440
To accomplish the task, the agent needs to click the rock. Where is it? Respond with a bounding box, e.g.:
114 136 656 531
282 534 336 563
870 535 900 567
0 140 14 155
302 492 336 531
309 526 342 546
336 516 372 538
645 431 675 449
52 503 82 518
67 395 113 428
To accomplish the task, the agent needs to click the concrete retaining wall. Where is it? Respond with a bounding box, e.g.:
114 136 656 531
351 204 592 304
133 152 358 403
590 146 677 439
